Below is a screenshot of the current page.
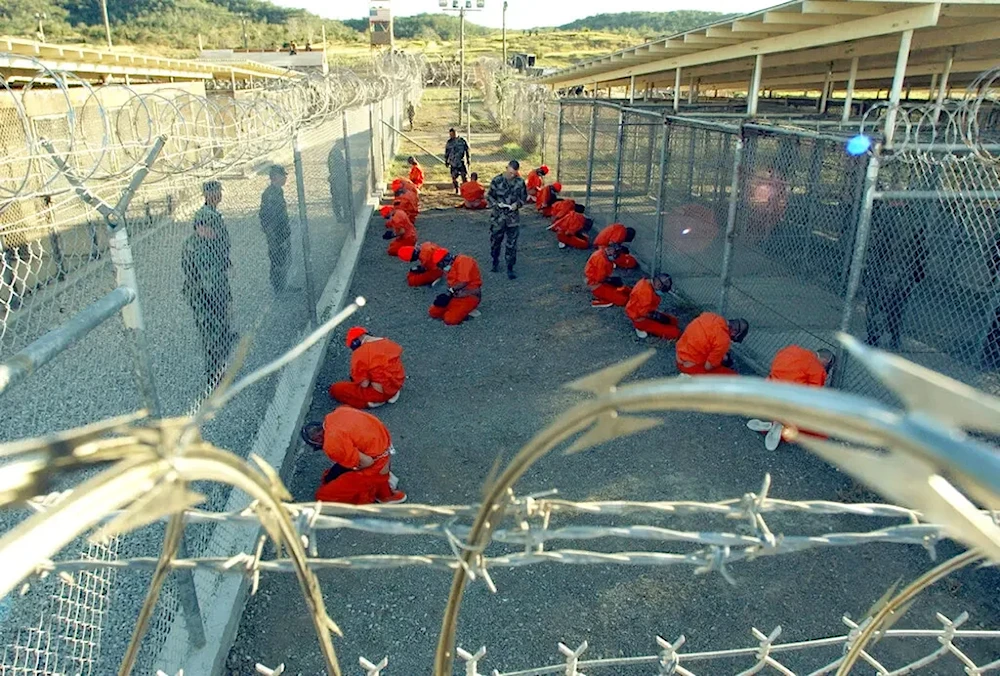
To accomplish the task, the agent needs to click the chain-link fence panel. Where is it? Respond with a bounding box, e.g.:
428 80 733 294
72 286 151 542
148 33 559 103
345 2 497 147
540 102 560 179
723 127 865 375
841 151 1000 399
584 103 622 227
555 101 594 195
614 110 665 271
654 120 738 316
1 58 414 673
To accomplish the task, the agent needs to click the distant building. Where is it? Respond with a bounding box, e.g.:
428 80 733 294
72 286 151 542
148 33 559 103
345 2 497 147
198 49 328 76
369 1 394 49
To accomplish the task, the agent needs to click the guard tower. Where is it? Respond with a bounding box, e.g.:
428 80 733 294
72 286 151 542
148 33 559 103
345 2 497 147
369 1 394 50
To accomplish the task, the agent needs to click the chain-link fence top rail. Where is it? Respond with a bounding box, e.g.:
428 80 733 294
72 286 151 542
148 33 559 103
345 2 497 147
0 55 419 676
3 323 1000 675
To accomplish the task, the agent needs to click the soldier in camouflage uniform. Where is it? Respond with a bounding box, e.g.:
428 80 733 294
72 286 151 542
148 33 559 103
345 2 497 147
487 160 528 280
259 164 290 293
182 180 238 387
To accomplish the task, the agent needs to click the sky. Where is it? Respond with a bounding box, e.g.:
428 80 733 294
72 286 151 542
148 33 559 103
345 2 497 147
269 0 779 30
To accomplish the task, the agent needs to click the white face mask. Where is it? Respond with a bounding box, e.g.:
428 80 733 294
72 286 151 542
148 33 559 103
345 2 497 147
655 290 665 298
443 263 452 272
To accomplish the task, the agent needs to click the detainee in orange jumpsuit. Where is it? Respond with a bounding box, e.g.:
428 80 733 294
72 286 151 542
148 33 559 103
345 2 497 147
328 327 406 409
457 172 487 209
594 223 639 269
585 244 632 307
551 212 594 249
381 206 417 257
428 248 482 325
391 177 418 194
393 189 420 222
625 274 681 339
536 183 563 217
548 197 576 223
312 406 406 505
747 346 835 449
407 156 424 191
398 243 444 287
675 312 749 375
525 165 549 202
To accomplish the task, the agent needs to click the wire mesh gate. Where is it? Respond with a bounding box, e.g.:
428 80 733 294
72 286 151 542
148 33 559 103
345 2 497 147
0 58 419 674
555 98 1000 401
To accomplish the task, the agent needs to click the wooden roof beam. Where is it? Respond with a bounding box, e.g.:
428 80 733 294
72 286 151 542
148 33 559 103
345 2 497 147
684 33 741 44
538 3 941 87
801 1 906 16
730 20 803 34
763 11 846 25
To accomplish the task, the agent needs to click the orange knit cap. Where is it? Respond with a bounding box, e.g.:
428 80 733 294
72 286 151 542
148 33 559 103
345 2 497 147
345 326 367 348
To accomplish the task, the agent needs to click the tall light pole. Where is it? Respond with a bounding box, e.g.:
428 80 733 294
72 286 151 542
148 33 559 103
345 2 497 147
239 13 249 50
502 2 508 68
100 0 113 48
34 13 46 43
439 1 485 127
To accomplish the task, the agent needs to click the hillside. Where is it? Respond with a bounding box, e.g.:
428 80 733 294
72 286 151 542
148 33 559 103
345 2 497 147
1 2 725 66
0 0 358 52
558 11 732 34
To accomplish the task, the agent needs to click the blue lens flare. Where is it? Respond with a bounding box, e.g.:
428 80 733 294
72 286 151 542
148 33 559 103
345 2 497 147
846 134 872 156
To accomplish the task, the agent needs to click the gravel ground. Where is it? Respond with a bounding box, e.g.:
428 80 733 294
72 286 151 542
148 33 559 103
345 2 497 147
228 203 1000 675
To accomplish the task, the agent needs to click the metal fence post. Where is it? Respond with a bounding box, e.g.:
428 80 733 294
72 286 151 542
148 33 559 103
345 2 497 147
341 110 358 237
612 108 627 222
368 104 379 196
584 99 599 209
685 125 697 199
718 131 745 314
41 135 207 648
652 118 670 276
541 107 547 168
555 102 565 183
293 132 319 326
839 150 882 334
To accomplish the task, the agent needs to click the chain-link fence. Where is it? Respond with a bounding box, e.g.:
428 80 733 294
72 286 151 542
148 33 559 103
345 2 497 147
556 98 1000 402
0 54 418 675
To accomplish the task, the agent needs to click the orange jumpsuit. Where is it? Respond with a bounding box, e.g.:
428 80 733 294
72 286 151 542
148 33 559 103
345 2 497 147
526 170 544 201
676 312 736 376
548 198 575 221
767 345 828 439
537 186 562 217
407 241 444 287
385 210 417 257
552 212 591 249
408 164 424 190
316 406 396 504
328 338 406 408
394 191 419 222
594 224 639 269
429 255 482 325
769 345 828 387
392 177 417 194
585 249 631 306
625 278 680 339
459 181 487 209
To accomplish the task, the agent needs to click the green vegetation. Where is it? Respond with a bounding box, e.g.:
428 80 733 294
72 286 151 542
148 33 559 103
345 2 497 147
0 0 359 52
558 11 731 35
0 1 726 66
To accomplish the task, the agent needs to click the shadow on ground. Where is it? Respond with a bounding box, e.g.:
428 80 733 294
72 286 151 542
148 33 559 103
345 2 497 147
228 202 1000 675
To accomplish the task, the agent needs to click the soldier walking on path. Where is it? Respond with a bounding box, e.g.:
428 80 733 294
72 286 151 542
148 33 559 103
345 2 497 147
182 180 238 388
445 128 471 194
259 165 290 293
487 160 528 280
